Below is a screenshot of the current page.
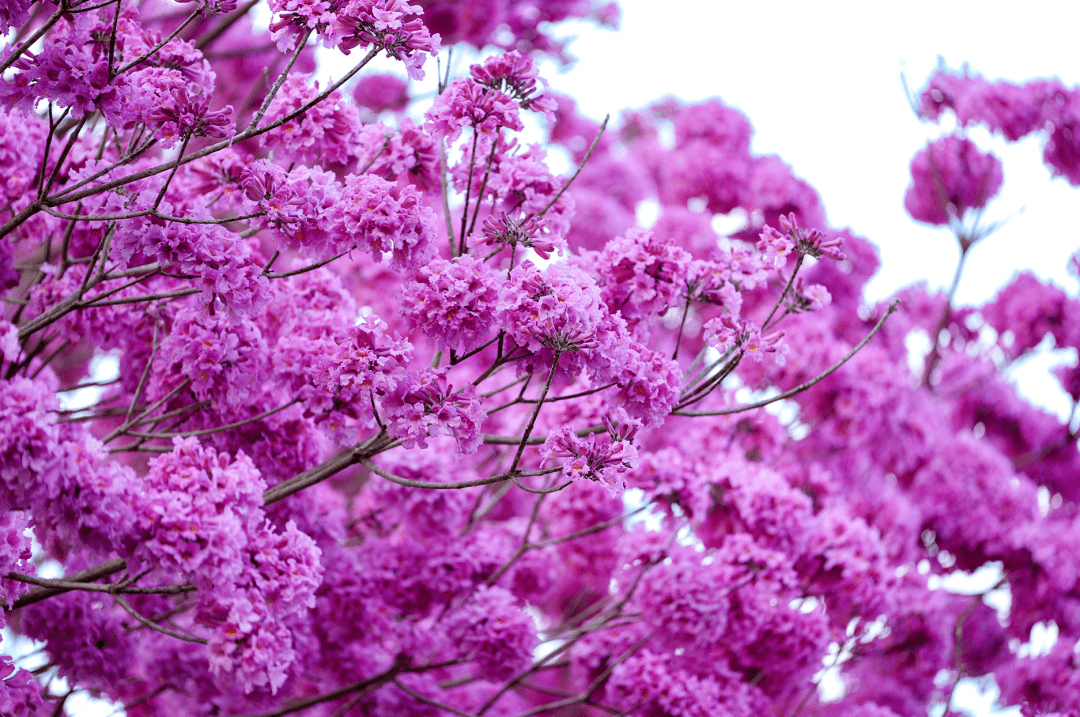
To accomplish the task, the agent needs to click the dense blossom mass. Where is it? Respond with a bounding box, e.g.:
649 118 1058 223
1 2 1080 716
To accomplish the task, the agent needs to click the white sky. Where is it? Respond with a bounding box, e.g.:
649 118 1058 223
542 0 1080 307
531 0 1080 420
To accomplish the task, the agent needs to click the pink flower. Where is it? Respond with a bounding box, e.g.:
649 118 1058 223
426 77 523 142
705 315 784 362
400 255 500 352
904 135 1004 226
383 369 486 454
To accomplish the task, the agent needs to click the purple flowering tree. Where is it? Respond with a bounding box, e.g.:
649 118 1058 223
2 2 1080 715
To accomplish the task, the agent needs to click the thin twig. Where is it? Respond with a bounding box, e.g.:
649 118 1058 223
113 594 207 644
8 558 128 609
674 298 901 417
528 115 608 222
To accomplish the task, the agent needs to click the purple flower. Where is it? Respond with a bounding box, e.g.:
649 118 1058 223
400 254 500 352
445 586 538 680
758 213 845 263
426 76 523 142
595 227 691 334
704 315 784 361
0 0 33 34
352 72 410 115
469 50 556 117
176 0 238 15
0 657 42 717
0 16 112 119
904 135 1004 226
476 211 555 258
383 368 486 455
149 87 234 147
356 119 441 190
335 172 437 270
540 419 639 495
317 314 413 411
332 0 440 80
261 74 362 168
496 261 606 360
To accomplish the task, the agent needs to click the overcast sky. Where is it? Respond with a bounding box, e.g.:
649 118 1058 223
528 0 1080 420
539 0 1080 303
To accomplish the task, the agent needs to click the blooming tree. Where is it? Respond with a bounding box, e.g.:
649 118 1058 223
1 1 1080 715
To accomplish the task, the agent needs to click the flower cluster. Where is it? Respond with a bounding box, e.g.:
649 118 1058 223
0 15 112 118
427 77 524 141
445 586 538 680
541 417 639 494
904 135 1004 226
262 74 363 167
758 212 846 263
333 0 440 78
134 438 323 693
337 172 437 269
4 5 1080 717
469 50 557 116
592 228 691 334
475 212 556 259
149 87 234 148
316 314 412 408
704 315 785 361
383 369 486 454
497 261 606 357
918 68 1080 183
400 255 499 352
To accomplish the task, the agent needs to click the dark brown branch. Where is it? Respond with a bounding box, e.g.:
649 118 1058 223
262 433 395 504
7 572 194 596
483 423 605 446
363 458 558 490
237 657 459 717
125 399 300 440
265 252 347 279
9 557 127 609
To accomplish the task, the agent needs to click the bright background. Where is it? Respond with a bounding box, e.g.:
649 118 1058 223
531 0 1080 423
543 0 1080 305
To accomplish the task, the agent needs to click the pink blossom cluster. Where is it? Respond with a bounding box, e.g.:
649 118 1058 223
2 5 1080 717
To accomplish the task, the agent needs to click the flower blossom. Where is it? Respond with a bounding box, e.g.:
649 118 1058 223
475 212 556 259
426 77 523 142
332 0 440 79
541 417 640 495
150 87 234 147
904 135 1004 226
705 315 785 362
383 369 486 455
469 50 557 117
261 74 362 167
757 212 845 264
317 315 412 405
352 73 410 116
335 172 437 270
400 255 500 352
496 261 606 358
